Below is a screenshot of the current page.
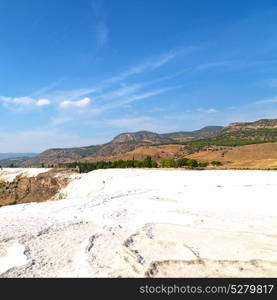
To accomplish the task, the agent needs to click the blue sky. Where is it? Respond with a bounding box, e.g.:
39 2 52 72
1 0 277 152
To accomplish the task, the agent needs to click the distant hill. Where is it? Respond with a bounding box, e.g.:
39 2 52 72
173 119 277 154
0 153 37 160
224 119 277 131
111 130 172 144
19 126 222 166
111 127 223 143
0 157 31 167
162 126 223 141
22 145 103 166
13 119 277 167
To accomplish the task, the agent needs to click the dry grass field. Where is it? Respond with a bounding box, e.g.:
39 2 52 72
188 142 277 169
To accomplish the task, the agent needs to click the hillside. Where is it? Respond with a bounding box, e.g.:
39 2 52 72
111 130 172 143
22 145 103 166
20 126 223 166
0 153 37 160
162 126 223 141
0 157 31 167
81 119 277 168
82 144 187 162
158 119 277 154
111 127 223 143
13 119 277 167
223 119 277 131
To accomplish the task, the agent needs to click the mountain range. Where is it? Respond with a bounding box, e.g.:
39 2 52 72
2 119 277 168
17 126 223 166
0 153 37 160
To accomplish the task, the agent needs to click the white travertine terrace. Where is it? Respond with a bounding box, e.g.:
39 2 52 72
0 168 51 182
0 169 277 277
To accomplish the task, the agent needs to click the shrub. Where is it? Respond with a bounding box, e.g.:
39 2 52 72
198 161 209 167
211 161 222 166
176 158 189 167
186 159 198 168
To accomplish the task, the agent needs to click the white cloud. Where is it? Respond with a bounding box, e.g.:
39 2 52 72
36 99 51 106
196 108 219 114
0 96 50 109
60 97 91 108
0 96 34 105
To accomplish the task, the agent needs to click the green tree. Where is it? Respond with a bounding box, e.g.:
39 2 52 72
143 156 154 168
186 159 198 168
198 161 209 168
160 159 176 168
176 157 189 167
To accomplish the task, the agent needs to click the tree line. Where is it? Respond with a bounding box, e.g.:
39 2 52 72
61 156 222 173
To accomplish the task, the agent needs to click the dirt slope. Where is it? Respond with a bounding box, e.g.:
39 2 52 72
0 169 73 207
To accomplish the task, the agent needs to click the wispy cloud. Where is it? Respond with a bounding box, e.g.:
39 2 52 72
265 79 277 88
99 85 182 111
95 20 108 47
50 88 97 102
94 84 144 102
197 108 219 114
253 96 277 104
106 47 194 83
0 96 51 110
91 0 109 48
36 45 196 109
194 61 233 71
29 79 65 98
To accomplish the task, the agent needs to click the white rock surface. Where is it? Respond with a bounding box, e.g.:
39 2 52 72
0 169 277 277
0 241 29 274
0 168 51 182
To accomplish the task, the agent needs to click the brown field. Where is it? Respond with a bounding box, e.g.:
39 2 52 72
82 144 187 162
188 142 277 168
